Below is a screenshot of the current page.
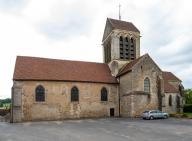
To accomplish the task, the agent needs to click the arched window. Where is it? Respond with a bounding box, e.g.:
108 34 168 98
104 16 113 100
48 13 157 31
130 38 135 60
35 85 45 102
120 36 123 41
176 95 180 108
101 87 108 101
179 84 184 96
144 78 150 93
71 86 79 102
169 95 172 106
120 36 124 59
125 37 128 42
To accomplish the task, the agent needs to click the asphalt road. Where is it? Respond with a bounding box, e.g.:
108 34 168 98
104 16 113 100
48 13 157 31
0 118 192 141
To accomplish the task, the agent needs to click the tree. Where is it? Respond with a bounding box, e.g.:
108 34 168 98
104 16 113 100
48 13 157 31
0 98 11 107
0 102 3 107
184 89 192 104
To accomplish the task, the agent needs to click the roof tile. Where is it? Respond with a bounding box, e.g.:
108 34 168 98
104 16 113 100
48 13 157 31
13 56 118 84
117 54 146 77
162 71 181 93
108 18 140 33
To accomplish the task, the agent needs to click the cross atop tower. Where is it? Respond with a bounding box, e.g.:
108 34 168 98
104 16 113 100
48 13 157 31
119 4 121 20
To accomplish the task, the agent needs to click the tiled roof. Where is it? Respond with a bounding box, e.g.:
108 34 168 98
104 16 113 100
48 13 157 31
162 71 181 93
13 56 118 84
108 18 140 33
162 71 181 82
164 80 179 93
117 54 146 77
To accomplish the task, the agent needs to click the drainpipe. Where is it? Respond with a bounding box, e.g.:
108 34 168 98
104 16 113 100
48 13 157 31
118 77 121 117
10 86 13 123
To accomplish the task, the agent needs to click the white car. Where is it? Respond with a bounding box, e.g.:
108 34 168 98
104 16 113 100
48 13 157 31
142 110 169 120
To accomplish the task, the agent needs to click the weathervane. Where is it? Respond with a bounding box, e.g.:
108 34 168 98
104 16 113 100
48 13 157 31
119 3 121 20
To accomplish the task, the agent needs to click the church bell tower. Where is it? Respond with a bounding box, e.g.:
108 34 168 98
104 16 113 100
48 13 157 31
102 18 140 64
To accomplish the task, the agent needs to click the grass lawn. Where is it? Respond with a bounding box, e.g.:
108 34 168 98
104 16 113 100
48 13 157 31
184 113 192 117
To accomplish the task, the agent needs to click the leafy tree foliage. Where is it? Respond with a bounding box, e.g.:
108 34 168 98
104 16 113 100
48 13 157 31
0 98 11 107
184 89 192 104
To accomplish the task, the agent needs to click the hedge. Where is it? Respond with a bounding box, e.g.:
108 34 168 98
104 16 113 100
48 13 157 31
183 104 192 113
0 109 10 116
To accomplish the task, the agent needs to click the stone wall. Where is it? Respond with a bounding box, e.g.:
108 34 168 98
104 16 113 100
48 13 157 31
163 93 183 113
119 55 162 117
108 60 129 76
12 81 119 122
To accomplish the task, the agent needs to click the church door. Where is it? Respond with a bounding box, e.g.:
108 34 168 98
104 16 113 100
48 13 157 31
110 108 114 117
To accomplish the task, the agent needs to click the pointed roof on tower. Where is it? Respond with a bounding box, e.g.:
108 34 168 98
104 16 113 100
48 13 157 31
102 18 140 42
108 18 140 33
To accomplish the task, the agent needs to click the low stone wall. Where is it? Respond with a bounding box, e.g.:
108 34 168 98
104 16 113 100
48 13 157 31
0 109 10 122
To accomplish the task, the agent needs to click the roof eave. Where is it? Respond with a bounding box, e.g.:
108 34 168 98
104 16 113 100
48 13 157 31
13 79 119 84
116 70 132 77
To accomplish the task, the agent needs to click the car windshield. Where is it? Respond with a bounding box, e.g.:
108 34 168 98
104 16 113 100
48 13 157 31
143 111 149 113
156 110 162 113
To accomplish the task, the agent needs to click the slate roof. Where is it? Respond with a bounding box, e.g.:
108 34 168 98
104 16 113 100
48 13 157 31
162 71 181 93
13 56 118 84
108 18 140 33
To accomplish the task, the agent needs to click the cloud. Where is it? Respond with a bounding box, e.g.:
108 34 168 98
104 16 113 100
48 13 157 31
23 0 113 40
0 0 192 98
0 0 27 13
115 0 192 89
38 8 94 40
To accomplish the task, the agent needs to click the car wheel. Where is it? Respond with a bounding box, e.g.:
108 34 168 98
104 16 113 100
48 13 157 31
164 115 168 119
150 116 154 120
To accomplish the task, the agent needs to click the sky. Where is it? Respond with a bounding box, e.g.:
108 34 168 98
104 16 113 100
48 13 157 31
0 0 191 98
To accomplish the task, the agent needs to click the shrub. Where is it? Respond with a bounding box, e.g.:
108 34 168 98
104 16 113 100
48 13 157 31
169 113 176 117
183 104 192 113
182 113 188 118
0 109 10 116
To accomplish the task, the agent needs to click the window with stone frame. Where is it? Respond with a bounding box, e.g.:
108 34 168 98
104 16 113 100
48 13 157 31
169 95 172 106
144 77 150 94
119 36 135 60
119 36 124 59
71 86 79 102
130 38 135 60
176 95 180 108
101 87 108 101
35 85 45 102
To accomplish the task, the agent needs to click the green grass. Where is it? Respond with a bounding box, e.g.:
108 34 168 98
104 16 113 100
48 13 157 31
0 103 11 109
184 113 192 117
169 113 192 118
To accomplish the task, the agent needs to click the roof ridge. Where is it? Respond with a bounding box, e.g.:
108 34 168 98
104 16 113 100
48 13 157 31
117 61 130 75
107 18 132 24
107 18 114 28
107 18 140 33
16 56 105 65
117 54 148 77
162 71 181 82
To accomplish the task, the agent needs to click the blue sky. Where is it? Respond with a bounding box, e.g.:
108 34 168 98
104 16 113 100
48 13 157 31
0 0 191 98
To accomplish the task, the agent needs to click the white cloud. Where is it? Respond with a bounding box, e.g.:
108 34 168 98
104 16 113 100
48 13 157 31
0 0 192 98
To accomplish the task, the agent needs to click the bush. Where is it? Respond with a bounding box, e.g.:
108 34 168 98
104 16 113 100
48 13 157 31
182 113 188 118
169 113 176 117
183 104 192 113
0 109 10 116
185 89 192 104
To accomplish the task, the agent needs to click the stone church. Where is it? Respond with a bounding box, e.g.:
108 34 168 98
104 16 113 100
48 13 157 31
11 18 184 122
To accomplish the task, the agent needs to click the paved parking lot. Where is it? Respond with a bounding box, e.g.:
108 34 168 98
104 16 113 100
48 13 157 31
0 118 192 141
